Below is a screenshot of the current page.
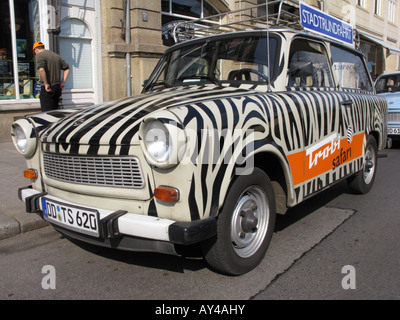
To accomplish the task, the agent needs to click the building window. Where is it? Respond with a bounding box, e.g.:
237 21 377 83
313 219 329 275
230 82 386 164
374 0 381 15
388 0 396 23
357 0 366 8
59 19 93 90
0 0 41 100
161 0 220 46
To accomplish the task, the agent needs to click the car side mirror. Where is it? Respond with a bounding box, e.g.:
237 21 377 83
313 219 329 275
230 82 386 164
288 61 313 77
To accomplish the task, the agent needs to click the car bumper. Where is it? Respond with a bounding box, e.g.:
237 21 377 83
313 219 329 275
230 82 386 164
18 186 217 255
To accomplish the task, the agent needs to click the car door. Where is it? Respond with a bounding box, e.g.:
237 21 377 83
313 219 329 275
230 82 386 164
330 43 374 175
286 37 361 201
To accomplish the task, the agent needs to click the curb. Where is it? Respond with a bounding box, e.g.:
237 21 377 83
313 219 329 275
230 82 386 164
0 141 49 241
0 211 48 241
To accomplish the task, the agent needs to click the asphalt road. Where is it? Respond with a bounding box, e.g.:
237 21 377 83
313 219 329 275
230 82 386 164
255 143 400 300
1 145 399 302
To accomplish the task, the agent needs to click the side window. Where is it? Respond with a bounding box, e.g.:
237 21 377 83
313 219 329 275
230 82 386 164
331 45 372 91
288 39 333 88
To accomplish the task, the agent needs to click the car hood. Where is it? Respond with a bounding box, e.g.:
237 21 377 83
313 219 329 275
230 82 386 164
39 84 251 148
378 92 400 110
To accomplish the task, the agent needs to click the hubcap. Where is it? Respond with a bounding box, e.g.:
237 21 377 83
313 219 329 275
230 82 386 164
231 186 269 258
363 144 376 184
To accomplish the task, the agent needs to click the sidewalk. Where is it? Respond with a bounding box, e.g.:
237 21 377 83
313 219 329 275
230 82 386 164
0 140 47 240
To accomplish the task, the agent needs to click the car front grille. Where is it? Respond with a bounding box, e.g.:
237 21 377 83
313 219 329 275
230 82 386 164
43 153 145 189
388 112 400 123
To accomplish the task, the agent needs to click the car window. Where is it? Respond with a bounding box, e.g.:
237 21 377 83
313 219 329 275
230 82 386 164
216 37 275 83
330 45 372 91
375 74 400 93
288 39 333 88
165 42 210 83
145 36 278 90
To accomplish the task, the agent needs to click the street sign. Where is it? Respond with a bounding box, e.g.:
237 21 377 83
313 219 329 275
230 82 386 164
299 2 353 45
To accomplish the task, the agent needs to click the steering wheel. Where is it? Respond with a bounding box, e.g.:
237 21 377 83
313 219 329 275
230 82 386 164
233 68 269 82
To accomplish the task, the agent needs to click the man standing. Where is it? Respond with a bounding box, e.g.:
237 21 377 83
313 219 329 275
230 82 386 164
33 41 70 112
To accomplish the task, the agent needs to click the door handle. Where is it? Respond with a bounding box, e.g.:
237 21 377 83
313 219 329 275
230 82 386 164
341 100 353 108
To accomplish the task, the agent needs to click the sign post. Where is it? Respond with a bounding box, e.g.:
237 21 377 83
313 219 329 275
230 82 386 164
299 2 353 45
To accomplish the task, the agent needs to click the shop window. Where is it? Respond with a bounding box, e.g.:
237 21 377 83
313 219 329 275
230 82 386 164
0 0 41 100
59 18 93 90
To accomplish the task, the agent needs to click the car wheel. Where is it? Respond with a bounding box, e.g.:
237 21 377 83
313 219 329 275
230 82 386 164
201 168 276 275
348 135 378 194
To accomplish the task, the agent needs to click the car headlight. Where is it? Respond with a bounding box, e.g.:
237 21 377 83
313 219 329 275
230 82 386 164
144 120 172 163
11 119 37 158
140 117 186 168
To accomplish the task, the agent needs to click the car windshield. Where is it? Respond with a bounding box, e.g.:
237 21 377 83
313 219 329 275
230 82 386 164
145 36 278 90
375 74 400 93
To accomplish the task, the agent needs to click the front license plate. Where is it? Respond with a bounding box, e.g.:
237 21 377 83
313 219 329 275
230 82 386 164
41 198 100 237
388 127 400 135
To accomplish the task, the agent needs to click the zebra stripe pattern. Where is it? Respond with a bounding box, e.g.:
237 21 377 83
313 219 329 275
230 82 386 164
28 83 387 220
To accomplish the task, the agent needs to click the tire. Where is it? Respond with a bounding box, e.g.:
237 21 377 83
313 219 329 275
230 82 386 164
348 135 378 194
201 168 276 275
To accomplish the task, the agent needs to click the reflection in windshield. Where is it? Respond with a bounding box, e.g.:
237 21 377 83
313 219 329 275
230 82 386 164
145 36 277 90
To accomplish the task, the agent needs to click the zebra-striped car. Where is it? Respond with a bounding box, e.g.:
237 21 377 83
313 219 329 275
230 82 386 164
12 28 387 275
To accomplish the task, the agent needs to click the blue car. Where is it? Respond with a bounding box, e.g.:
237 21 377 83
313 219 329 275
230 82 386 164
375 72 400 142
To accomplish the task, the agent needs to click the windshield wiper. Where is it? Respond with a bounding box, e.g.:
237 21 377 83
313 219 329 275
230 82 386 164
178 75 222 87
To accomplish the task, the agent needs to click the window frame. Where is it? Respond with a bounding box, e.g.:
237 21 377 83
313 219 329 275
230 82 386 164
161 0 221 46
374 0 382 16
330 43 373 91
357 0 366 8
287 37 334 88
144 33 281 91
59 18 94 90
388 0 396 23
161 0 219 19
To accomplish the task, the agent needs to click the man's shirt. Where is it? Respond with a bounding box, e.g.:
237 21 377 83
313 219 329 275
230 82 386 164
36 50 70 86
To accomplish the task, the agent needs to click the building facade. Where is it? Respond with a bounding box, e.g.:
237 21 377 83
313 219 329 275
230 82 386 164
1 0 399 141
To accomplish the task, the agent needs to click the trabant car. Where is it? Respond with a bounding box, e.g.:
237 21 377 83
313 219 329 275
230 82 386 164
375 72 400 141
12 9 387 275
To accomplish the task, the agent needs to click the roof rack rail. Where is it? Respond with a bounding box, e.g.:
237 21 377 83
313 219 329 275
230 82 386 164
168 0 301 44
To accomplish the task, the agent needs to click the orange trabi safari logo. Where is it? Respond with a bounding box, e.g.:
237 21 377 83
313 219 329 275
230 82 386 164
288 129 364 186
307 133 348 169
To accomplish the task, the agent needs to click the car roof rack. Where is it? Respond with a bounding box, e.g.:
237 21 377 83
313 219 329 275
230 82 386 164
168 0 301 44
